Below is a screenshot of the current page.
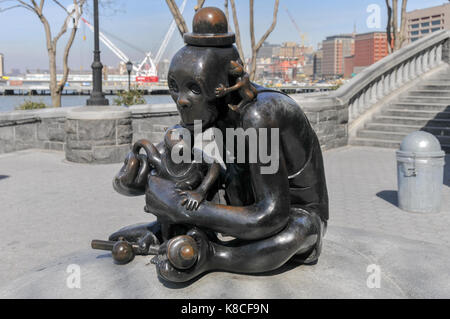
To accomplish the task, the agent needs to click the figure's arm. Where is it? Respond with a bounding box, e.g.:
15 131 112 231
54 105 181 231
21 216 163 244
224 79 245 93
148 122 291 240
197 162 221 195
176 162 221 210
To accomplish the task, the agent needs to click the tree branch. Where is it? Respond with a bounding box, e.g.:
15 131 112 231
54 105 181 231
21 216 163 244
249 0 255 51
165 0 189 36
254 0 279 52
51 0 69 13
0 4 28 12
194 0 205 11
249 0 280 80
57 0 85 92
229 0 244 63
224 0 230 32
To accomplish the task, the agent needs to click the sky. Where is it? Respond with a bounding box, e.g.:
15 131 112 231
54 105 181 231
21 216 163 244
0 0 449 73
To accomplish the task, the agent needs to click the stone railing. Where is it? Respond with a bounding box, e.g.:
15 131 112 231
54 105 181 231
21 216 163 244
336 30 450 123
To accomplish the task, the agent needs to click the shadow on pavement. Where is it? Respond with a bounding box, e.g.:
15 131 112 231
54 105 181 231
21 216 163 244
0 175 9 181
376 190 398 207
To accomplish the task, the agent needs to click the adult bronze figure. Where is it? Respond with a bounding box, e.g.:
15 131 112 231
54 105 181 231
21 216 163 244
94 7 329 283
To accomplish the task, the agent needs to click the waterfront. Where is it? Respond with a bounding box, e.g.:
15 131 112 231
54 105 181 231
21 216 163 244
0 95 174 112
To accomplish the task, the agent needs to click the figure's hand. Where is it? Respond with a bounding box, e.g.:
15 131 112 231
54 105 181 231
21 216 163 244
113 151 149 196
215 84 227 98
176 189 206 211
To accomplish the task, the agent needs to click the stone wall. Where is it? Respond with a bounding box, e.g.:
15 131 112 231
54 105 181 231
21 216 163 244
128 98 348 151
0 108 68 154
130 104 180 144
294 93 349 150
65 107 133 164
0 97 348 156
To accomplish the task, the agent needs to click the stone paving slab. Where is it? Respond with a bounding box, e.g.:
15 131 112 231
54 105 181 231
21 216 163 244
324 146 450 246
0 147 449 298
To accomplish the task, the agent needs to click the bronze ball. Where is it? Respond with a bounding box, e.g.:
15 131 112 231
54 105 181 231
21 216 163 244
167 235 198 270
193 7 228 34
112 241 134 264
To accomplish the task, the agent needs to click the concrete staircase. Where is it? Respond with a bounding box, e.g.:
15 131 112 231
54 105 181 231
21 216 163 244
350 70 450 153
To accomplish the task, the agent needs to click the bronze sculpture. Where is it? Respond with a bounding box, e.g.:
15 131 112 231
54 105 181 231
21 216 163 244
92 7 329 283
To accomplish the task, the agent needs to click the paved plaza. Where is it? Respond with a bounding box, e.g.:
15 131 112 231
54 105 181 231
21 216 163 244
0 146 449 298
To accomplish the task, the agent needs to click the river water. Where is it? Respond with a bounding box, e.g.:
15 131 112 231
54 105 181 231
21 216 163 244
0 95 174 112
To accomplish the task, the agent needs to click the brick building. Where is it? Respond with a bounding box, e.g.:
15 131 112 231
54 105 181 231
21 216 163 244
321 35 354 78
344 32 390 78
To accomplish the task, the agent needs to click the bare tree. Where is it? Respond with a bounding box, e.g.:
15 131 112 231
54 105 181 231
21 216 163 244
385 0 408 52
248 0 279 80
0 0 87 107
165 0 280 81
229 0 245 67
165 0 189 36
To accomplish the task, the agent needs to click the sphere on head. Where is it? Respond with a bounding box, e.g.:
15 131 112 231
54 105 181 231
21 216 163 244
193 7 228 34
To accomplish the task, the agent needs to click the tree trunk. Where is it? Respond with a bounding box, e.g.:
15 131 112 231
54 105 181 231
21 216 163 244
396 0 408 50
385 0 408 52
229 0 245 64
385 0 393 53
392 0 398 50
48 48 61 107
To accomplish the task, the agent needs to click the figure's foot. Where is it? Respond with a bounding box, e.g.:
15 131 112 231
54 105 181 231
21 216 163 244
152 228 212 283
293 213 324 265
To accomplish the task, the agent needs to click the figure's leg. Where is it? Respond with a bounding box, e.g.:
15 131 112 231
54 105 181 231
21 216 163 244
109 220 162 249
209 207 323 273
154 208 324 282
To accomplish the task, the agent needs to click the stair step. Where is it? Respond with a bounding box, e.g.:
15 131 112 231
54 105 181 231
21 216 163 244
349 137 450 152
357 130 406 141
418 84 450 90
398 96 450 102
406 90 450 97
349 138 400 149
373 116 450 126
381 109 450 119
365 123 450 136
388 103 449 111
358 130 450 143
390 101 450 106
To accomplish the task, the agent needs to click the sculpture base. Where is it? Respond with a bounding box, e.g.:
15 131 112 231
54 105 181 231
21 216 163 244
65 106 132 164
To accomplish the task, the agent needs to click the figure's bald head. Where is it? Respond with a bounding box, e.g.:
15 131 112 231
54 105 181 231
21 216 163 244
167 45 241 129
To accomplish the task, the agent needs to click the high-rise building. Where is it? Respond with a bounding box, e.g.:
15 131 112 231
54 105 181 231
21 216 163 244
404 3 450 44
313 50 323 79
279 42 303 59
0 53 4 77
257 42 280 59
354 32 389 67
321 35 354 78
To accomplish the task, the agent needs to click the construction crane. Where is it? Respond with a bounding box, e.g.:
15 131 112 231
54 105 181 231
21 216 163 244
284 7 308 47
81 0 187 83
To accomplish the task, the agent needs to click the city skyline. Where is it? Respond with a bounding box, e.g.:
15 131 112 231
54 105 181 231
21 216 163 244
0 0 448 73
